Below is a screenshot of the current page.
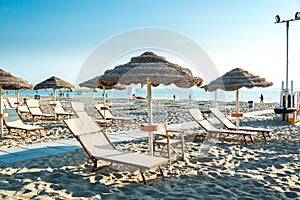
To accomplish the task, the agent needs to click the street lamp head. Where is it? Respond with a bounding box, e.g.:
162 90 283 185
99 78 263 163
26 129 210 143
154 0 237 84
275 15 281 23
295 12 300 20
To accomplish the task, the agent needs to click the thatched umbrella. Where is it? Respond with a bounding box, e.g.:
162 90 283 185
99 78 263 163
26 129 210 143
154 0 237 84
99 51 203 122
79 76 126 105
98 51 203 155
0 68 33 137
202 67 273 129
34 76 74 100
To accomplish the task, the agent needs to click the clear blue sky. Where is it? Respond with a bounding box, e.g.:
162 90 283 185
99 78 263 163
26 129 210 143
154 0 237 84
1 0 300 89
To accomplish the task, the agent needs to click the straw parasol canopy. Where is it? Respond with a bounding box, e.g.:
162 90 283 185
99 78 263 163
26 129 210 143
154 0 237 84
79 76 126 90
34 76 74 100
201 67 273 92
99 51 203 121
202 67 273 129
100 51 203 89
98 51 203 155
0 68 33 137
0 69 33 90
79 76 126 105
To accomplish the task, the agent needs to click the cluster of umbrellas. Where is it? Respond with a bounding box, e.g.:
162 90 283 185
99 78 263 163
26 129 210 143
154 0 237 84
1 51 273 138
0 70 74 137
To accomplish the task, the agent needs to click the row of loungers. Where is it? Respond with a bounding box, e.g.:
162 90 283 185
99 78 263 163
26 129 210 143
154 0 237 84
188 108 273 145
2 100 273 184
64 103 273 184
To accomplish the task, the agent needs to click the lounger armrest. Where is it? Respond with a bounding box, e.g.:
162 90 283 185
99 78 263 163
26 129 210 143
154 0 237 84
166 130 184 134
154 133 170 138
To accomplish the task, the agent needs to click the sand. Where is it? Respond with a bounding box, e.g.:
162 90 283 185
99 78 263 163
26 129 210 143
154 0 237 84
0 96 299 199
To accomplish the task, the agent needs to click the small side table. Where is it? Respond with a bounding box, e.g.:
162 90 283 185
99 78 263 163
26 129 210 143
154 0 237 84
231 112 243 130
49 103 57 107
140 123 160 156
0 113 8 118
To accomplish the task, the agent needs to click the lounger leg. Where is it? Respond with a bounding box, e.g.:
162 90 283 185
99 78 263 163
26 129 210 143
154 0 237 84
141 167 165 185
243 135 248 145
262 133 267 142
159 167 165 179
250 136 254 143
92 161 98 172
91 160 111 172
141 172 147 185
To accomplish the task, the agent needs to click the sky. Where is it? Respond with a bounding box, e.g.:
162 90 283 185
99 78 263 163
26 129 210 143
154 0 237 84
1 0 300 89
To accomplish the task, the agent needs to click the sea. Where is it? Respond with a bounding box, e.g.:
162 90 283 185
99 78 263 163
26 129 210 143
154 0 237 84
4 87 299 103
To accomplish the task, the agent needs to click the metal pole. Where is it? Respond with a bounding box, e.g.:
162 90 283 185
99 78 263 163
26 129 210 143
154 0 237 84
286 21 289 92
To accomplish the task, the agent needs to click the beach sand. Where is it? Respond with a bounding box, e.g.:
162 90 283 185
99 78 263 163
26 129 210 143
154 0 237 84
0 97 299 199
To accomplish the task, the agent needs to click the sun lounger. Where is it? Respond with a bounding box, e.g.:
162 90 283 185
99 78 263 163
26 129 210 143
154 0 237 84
5 98 30 116
153 121 185 162
95 104 133 122
2 99 11 109
3 108 43 137
72 102 113 125
18 105 30 116
189 108 257 145
49 101 76 120
64 114 168 185
7 97 19 109
26 99 55 120
209 108 272 141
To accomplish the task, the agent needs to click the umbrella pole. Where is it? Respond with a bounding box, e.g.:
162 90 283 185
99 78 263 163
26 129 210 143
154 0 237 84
147 78 153 123
103 86 106 119
103 86 106 106
16 90 20 111
53 88 56 101
147 78 153 155
0 88 3 138
212 91 218 108
16 90 19 103
236 89 240 130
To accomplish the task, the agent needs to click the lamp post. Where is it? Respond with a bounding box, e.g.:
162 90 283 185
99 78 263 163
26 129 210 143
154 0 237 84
275 12 300 93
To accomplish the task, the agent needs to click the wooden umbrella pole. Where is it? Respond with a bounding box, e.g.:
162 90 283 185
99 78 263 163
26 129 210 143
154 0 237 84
236 89 240 130
103 86 106 106
17 90 19 103
0 87 3 138
103 86 106 119
53 88 56 101
147 78 152 123
147 78 153 156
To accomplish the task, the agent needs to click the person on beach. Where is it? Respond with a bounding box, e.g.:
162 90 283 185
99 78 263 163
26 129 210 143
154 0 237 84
173 94 176 100
260 93 264 103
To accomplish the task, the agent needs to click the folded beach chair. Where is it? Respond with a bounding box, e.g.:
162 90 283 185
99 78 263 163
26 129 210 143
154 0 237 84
3 108 43 138
49 100 76 120
189 108 257 145
153 121 185 162
95 104 133 122
209 108 272 141
26 99 55 120
64 114 169 185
